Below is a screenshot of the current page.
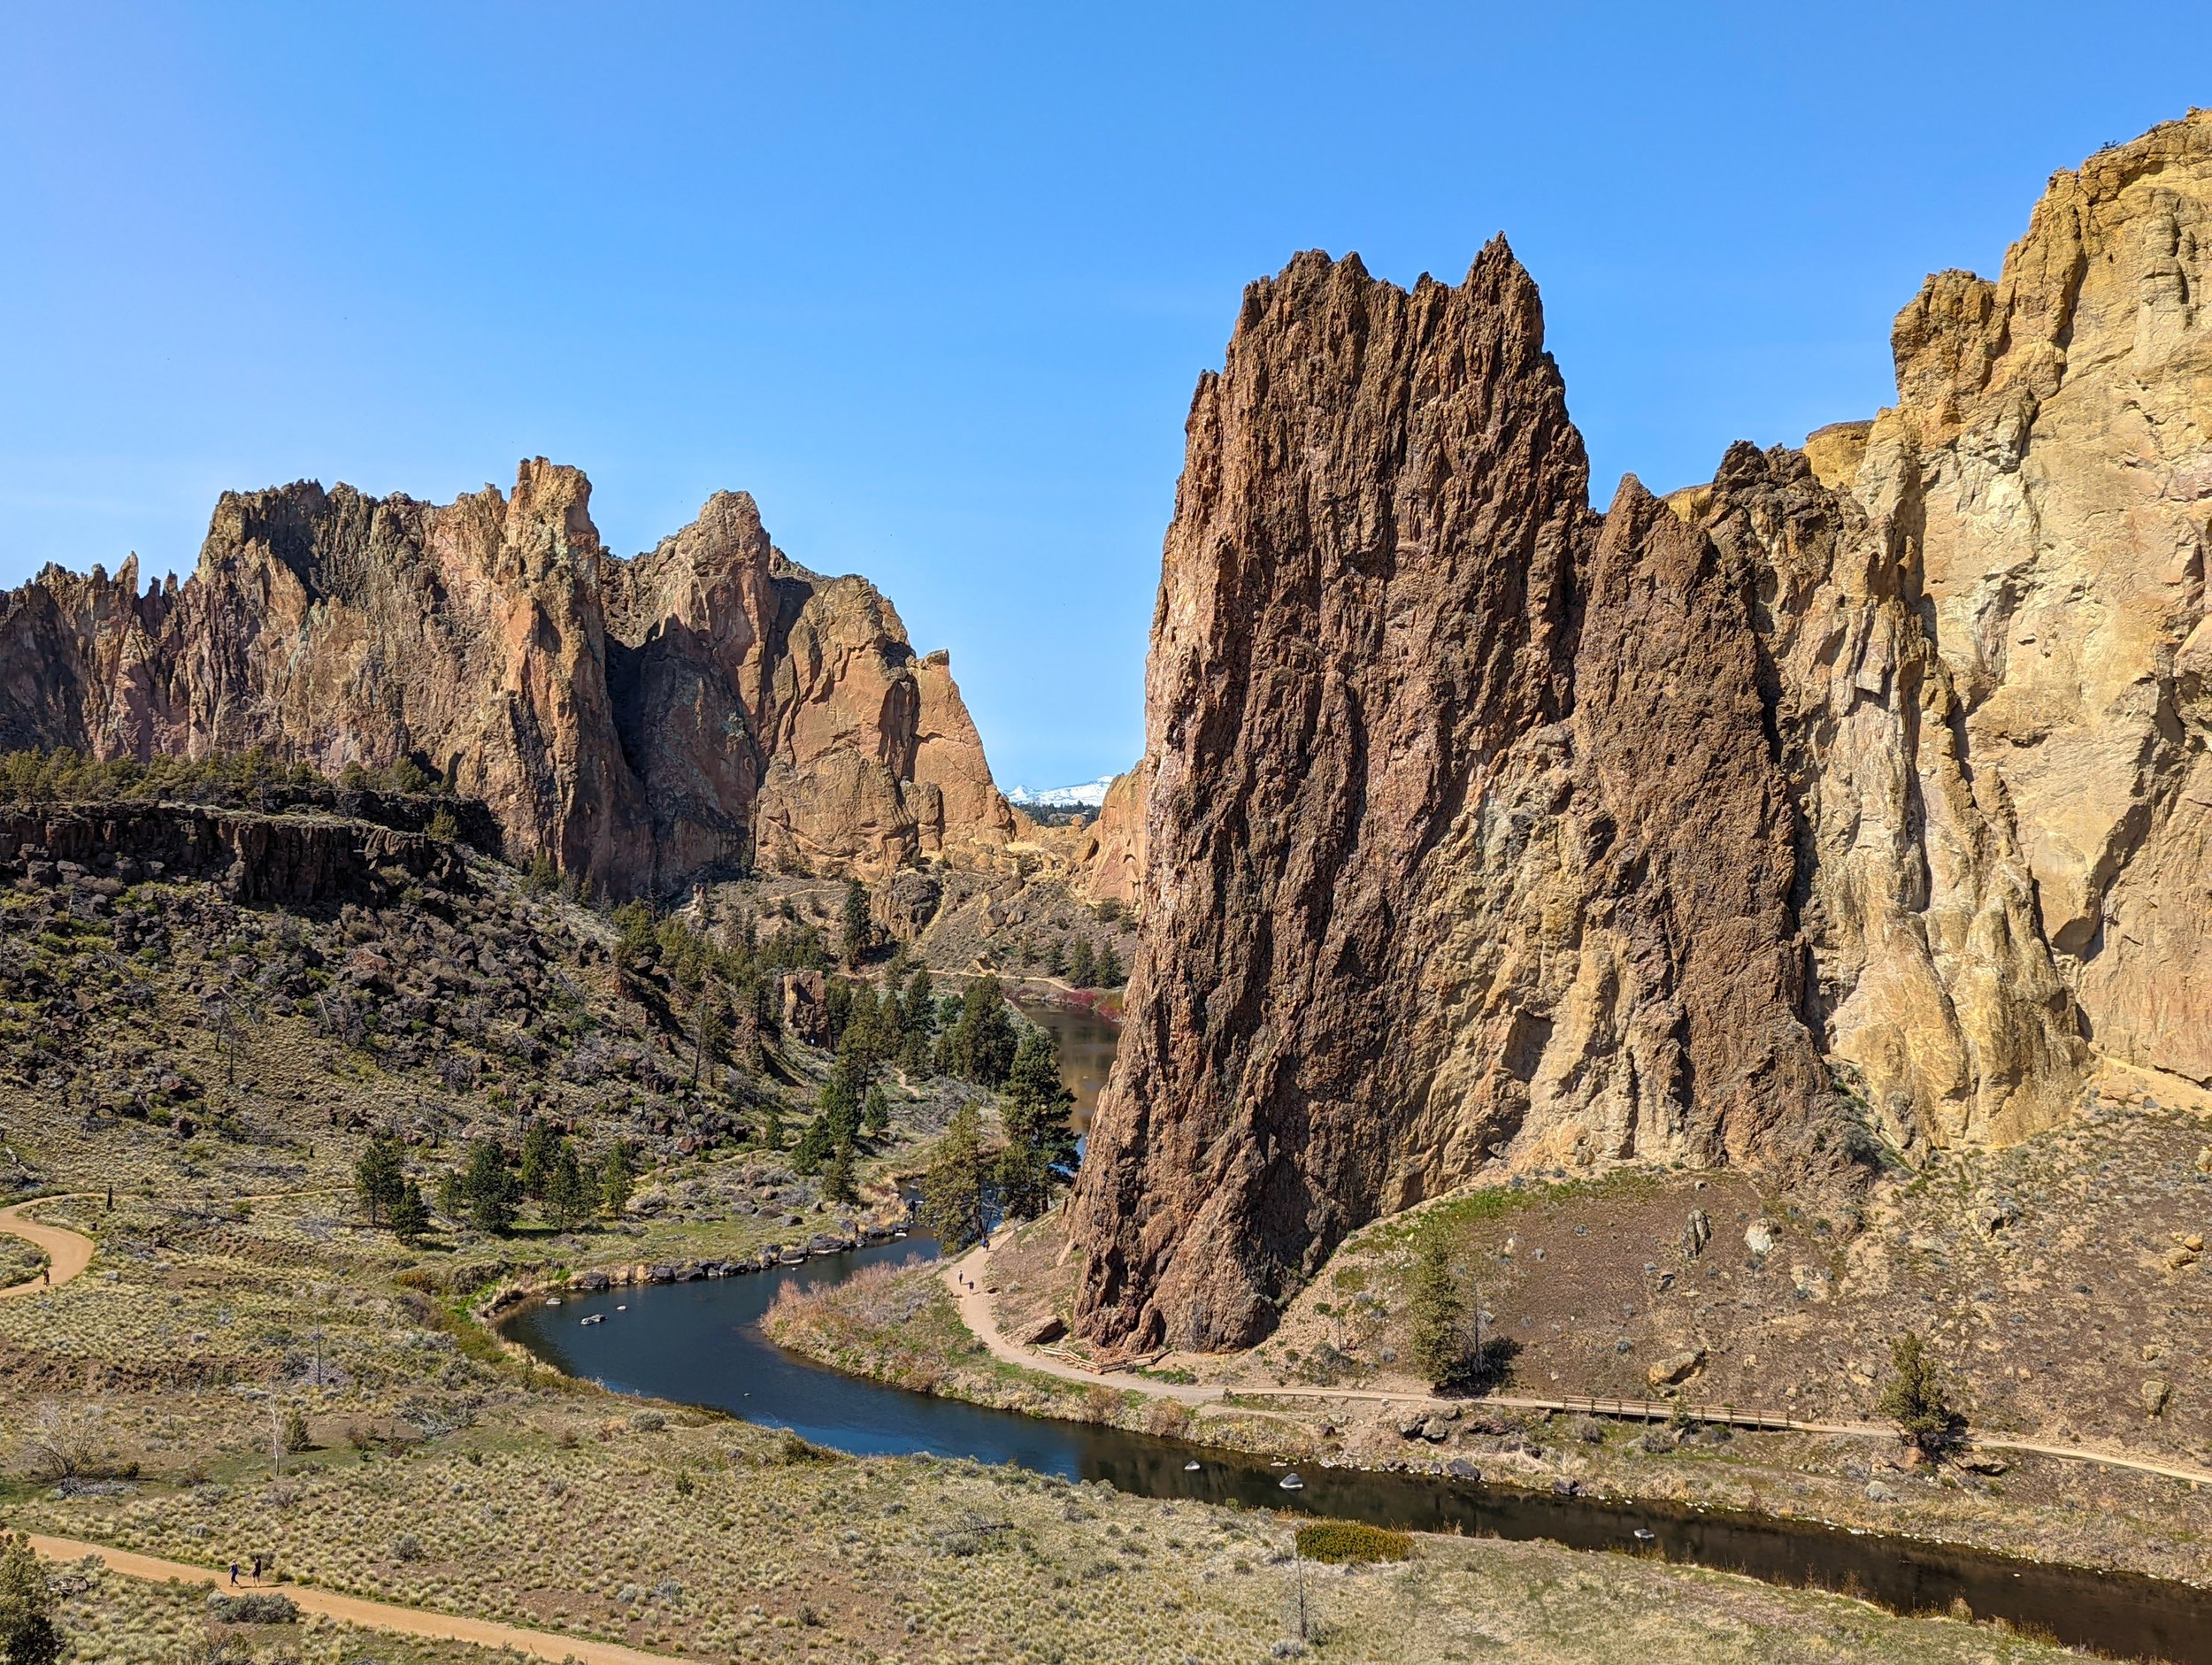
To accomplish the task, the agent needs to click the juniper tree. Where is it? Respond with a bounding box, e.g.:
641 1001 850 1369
1876 1332 1961 1453
391 1178 430 1245
598 1142 636 1219
920 1103 989 1254
1407 1235 1474 1390
0 1531 62 1665
354 1131 407 1228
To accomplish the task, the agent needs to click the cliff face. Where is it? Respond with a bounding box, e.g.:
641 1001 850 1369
0 464 1019 896
1072 112 2212 1352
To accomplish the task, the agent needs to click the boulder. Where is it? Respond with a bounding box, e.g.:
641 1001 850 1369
1682 1209 1711 1259
1647 1348 1707 1389
1744 1221 1776 1258
1015 1315 1067 1347
2143 1378 2173 1417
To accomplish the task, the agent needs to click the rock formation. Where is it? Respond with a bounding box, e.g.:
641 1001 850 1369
0 464 1020 896
1072 111 2212 1351
1072 763 1147 911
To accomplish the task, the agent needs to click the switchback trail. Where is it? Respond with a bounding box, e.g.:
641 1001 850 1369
24 1534 699 1665
942 1242 2212 1491
0 1195 96 1299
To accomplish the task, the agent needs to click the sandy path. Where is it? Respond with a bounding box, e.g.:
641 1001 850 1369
941 1241 2212 1488
25 1533 699 1665
0 1195 97 1299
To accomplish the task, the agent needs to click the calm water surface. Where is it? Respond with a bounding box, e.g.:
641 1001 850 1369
505 1003 2212 1661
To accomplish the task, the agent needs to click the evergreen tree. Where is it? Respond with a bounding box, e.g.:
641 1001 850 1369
792 1114 835 1176
518 1117 562 1201
0 1531 63 1665
1407 1235 1473 1390
919 1103 988 1254
863 1082 891 1137
1068 937 1096 988
841 877 872 968
391 1178 430 1245
1043 939 1067 978
1876 1332 1961 1453
757 1102 787 1152
900 966 935 1040
824 1139 859 1205
354 1131 406 1227
996 1026 1078 1217
1096 941 1125 987
459 1139 520 1235
544 1141 593 1231
598 1142 636 1219
941 977 1018 1086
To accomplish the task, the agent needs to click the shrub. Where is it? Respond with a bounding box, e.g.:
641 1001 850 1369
1294 1522 1413 1564
206 1591 299 1623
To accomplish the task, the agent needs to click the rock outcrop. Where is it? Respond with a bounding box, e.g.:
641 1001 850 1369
1072 112 2212 1351
0 802 464 905
1072 763 1147 911
0 465 1019 896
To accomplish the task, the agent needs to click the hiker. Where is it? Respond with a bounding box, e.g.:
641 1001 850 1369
228 1561 238 1585
251 1554 264 1581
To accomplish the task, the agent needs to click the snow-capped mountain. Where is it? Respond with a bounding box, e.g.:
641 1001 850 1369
1007 774 1117 809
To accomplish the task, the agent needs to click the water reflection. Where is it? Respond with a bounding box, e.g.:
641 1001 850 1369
1012 997 1119 1136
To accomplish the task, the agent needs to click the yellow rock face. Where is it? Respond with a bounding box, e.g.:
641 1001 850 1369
1843 111 2212 1109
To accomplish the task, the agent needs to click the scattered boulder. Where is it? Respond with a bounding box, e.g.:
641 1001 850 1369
2143 1378 2173 1417
1647 1348 1707 1389
1744 1221 1775 1258
1015 1315 1066 1347
1865 1481 1897 1503
1976 1201 2019 1237
1682 1209 1711 1259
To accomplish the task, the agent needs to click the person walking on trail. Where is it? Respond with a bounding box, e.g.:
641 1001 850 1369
228 1561 238 1585
251 1554 264 1582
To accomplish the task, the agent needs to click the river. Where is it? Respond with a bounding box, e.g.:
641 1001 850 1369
503 1003 2212 1662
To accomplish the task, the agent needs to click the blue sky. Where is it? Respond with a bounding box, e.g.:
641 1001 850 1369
1 4 2201 789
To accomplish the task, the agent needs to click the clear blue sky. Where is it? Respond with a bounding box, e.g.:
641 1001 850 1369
1 4 2201 789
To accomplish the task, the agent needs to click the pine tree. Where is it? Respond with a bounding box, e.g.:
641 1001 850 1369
996 1026 1077 1218
941 977 1017 1086
0 1531 63 1665
598 1143 635 1219
1096 942 1125 987
901 966 935 1040
1407 1235 1473 1390
459 1139 520 1235
920 1103 988 1254
841 877 872 968
518 1118 561 1201
544 1141 593 1231
825 1139 858 1205
354 1131 406 1227
1043 939 1067 978
863 1083 890 1137
1069 937 1095 987
793 1115 835 1175
391 1178 430 1245
757 1102 787 1152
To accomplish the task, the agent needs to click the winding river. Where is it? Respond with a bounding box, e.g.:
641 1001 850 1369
506 1002 2212 1663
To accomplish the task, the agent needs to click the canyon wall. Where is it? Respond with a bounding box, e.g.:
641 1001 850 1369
1072 111 2211 1351
0 464 1021 896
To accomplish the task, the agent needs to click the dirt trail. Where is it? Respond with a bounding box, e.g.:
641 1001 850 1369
0 1195 96 1299
24 1533 699 1665
941 1242 2212 1489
